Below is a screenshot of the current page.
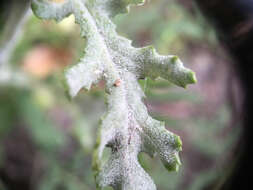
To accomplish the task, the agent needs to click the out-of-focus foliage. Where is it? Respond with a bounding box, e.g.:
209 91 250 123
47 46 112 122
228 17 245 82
114 0 217 54
0 0 239 190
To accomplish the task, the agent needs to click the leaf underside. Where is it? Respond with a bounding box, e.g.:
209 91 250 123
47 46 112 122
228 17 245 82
31 0 197 189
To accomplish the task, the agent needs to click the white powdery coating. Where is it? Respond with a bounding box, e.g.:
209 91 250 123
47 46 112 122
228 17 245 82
31 0 73 22
31 0 196 189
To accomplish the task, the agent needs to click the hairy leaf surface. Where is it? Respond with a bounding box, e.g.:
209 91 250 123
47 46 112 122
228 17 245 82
31 0 197 189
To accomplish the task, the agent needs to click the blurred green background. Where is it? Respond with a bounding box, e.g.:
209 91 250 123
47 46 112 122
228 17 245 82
0 0 241 189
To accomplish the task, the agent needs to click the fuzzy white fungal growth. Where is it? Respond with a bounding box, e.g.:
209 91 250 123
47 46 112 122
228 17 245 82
31 0 197 189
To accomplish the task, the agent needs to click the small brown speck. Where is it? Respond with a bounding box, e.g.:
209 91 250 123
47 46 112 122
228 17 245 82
114 79 121 87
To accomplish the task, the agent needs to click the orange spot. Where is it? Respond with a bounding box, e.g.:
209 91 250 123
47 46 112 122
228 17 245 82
113 79 121 87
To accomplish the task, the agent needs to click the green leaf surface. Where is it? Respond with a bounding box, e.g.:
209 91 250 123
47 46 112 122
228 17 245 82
31 0 196 189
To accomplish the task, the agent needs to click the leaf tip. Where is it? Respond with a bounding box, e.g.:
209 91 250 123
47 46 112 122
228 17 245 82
173 135 182 150
171 56 179 64
31 1 41 18
180 70 197 89
189 71 197 84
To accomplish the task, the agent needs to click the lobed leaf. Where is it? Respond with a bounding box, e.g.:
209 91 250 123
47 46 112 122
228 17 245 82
31 0 197 189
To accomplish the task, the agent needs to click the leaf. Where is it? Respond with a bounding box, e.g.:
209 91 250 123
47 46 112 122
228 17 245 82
31 0 197 189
